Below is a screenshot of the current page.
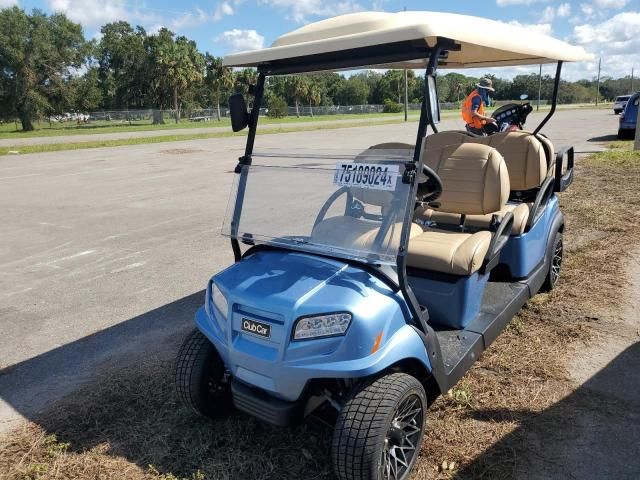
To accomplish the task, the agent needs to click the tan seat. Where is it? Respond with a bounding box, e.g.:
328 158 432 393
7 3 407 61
416 130 550 235
408 142 511 276
311 216 423 252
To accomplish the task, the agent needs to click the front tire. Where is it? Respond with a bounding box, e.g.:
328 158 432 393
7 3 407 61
175 329 233 418
541 231 563 292
332 373 427 480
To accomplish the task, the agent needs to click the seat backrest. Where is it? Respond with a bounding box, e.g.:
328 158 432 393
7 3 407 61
423 131 548 192
348 143 413 207
422 140 510 215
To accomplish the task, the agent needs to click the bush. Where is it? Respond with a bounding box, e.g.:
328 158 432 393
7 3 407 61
266 96 288 118
382 99 403 113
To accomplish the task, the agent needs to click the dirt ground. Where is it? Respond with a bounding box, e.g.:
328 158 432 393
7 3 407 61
1 142 639 479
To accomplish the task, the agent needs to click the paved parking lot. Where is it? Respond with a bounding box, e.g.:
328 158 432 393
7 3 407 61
0 108 619 430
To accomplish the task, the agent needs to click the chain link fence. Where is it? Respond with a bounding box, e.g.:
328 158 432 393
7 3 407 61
31 100 549 129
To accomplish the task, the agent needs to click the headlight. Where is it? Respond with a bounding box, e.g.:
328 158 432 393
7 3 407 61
293 312 352 340
211 283 228 320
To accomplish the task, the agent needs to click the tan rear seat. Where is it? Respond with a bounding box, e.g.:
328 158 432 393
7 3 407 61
407 143 510 276
416 130 550 235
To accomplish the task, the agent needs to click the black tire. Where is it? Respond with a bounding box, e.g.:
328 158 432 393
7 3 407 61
332 373 427 480
175 329 233 418
541 231 563 292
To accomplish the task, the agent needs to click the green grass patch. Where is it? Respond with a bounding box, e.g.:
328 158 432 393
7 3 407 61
0 117 415 156
590 144 640 168
0 111 424 139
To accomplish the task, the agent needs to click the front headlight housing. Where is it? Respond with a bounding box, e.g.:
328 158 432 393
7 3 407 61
211 283 228 320
293 312 352 340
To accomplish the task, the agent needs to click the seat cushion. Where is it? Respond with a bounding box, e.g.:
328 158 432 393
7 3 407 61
465 203 530 235
311 216 423 252
407 228 492 275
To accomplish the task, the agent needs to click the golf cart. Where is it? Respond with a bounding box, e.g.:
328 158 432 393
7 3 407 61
175 12 590 480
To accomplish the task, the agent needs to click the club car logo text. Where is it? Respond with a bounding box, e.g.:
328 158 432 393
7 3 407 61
333 162 399 191
241 318 271 338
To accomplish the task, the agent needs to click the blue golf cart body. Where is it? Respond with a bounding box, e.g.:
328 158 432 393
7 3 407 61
174 11 589 480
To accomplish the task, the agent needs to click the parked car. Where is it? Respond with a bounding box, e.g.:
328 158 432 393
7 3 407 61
618 92 638 139
614 95 631 115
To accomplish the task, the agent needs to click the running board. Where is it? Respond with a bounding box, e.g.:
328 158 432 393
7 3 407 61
434 280 531 391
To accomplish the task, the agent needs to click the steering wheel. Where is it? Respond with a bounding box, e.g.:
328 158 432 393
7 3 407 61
417 164 443 203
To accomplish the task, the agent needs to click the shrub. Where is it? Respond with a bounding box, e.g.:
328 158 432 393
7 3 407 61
382 99 403 113
266 96 288 118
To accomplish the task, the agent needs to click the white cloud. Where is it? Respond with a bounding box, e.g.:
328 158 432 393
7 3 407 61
213 1 234 21
592 0 628 8
258 0 363 24
557 2 571 17
215 29 265 52
571 12 640 79
47 0 135 26
508 20 553 35
497 0 547 6
540 5 555 23
169 7 208 30
0 0 18 8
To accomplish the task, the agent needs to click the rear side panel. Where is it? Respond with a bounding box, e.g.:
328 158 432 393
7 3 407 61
499 195 562 278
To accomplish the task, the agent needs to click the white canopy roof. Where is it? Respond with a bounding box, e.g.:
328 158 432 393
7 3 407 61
223 11 592 71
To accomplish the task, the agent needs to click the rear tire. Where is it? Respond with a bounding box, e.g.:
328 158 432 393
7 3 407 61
541 231 563 292
175 329 233 418
332 373 427 480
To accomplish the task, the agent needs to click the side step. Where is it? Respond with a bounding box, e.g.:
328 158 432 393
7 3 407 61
434 281 530 390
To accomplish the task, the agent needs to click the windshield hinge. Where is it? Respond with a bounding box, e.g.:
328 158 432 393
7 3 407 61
402 162 416 184
234 155 252 174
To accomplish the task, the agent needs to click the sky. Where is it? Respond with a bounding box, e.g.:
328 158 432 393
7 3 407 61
2 0 639 81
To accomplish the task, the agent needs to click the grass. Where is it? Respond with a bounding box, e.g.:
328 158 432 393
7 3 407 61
1 145 639 479
0 117 417 156
0 111 424 139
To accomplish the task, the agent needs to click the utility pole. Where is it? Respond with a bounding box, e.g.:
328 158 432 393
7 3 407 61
403 5 408 122
632 68 635 92
595 57 601 106
537 64 542 111
404 69 408 121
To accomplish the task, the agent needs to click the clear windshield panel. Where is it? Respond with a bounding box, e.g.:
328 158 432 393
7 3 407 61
221 148 414 265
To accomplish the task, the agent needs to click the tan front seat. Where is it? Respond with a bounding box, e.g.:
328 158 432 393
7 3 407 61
407 143 511 276
416 131 549 235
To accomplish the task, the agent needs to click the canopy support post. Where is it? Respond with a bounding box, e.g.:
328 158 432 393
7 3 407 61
534 61 562 135
231 73 266 261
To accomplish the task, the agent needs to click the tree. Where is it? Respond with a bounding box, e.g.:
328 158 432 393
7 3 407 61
153 32 205 123
204 54 234 120
285 75 309 117
70 67 103 112
0 7 88 131
334 77 369 105
96 22 147 109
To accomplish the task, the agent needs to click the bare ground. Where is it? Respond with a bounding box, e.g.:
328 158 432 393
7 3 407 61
1 144 639 480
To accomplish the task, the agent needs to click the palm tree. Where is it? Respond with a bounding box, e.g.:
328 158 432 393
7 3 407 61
156 34 204 123
206 55 234 120
286 75 309 117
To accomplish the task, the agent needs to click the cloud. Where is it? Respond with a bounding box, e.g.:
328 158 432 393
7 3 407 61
570 11 640 78
540 6 555 23
557 3 571 17
258 0 363 24
213 0 244 21
592 0 628 8
497 0 547 6
508 20 552 35
215 29 265 52
0 0 18 8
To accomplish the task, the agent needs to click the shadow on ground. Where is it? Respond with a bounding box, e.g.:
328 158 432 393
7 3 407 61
588 134 619 142
0 291 203 427
0 292 334 479
455 342 640 480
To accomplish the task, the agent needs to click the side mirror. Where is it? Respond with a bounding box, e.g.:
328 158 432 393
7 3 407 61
229 93 249 132
520 94 529 100
427 75 440 124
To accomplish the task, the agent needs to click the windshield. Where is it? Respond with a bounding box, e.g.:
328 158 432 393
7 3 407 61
221 148 414 265
616 96 630 101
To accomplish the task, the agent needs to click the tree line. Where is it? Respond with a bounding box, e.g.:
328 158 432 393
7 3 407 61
0 7 636 131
